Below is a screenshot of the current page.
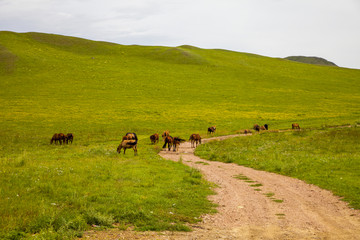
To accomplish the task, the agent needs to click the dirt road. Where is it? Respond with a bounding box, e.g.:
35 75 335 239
83 134 360 239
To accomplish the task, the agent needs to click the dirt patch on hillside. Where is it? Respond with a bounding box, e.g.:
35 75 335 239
82 134 360 239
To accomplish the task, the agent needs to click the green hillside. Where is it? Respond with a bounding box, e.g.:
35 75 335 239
1 31 359 136
1 31 360 239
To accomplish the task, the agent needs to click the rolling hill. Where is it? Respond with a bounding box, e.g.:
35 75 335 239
285 56 338 67
1 31 359 137
1 31 360 239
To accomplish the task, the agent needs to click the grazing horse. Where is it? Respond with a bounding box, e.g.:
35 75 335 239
117 133 138 155
162 130 170 140
208 126 216 135
173 137 186 152
50 133 60 144
260 126 266 130
50 133 66 145
162 135 173 151
264 124 269 130
58 133 66 144
150 133 159 144
253 124 261 132
66 133 73 144
189 134 201 148
292 123 301 130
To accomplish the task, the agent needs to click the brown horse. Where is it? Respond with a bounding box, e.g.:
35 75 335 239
50 133 60 144
150 133 159 144
162 130 170 139
50 133 66 145
207 126 216 135
66 133 73 144
117 133 138 155
260 126 266 130
292 123 301 130
253 124 260 132
162 135 173 151
172 137 186 152
189 134 201 148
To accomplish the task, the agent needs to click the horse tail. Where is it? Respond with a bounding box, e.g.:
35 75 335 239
133 133 138 144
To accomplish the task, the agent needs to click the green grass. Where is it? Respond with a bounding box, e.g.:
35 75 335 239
1 31 360 239
195 127 360 209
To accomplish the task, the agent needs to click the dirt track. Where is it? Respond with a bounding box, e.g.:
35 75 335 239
83 134 360 239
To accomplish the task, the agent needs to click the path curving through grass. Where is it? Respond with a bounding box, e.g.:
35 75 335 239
83 131 360 239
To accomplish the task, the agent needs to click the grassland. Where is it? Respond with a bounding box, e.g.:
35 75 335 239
1 31 360 239
195 127 360 209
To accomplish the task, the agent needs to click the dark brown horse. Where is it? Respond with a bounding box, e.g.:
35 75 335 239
50 133 66 145
172 137 186 152
292 123 300 130
207 126 216 135
162 135 173 151
189 134 201 148
117 133 138 155
253 124 260 132
66 133 73 144
50 133 60 144
150 133 159 144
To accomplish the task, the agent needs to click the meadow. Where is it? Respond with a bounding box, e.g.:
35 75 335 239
1 31 360 239
195 127 360 209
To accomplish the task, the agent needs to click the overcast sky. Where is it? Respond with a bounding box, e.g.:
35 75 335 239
1 0 359 69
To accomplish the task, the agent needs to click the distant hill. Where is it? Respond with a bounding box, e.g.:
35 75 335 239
285 56 337 67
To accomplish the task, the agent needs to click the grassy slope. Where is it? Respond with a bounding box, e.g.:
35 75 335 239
0 31 360 238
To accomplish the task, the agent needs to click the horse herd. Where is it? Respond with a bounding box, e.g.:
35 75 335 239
50 133 74 145
116 126 216 156
49 123 300 156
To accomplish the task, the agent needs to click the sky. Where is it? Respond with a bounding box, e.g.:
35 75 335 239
1 0 360 69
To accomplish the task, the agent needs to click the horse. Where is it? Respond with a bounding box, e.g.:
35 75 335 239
189 134 201 148
50 133 60 144
162 135 173 151
208 126 216 135
150 133 159 144
172 137 186 152
117 133 138 155
264 124 269 130
292 123 300 130
66 133 73 144
50 133 66 145
260 126 266 130
162 130 170 139
253 124 260 132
